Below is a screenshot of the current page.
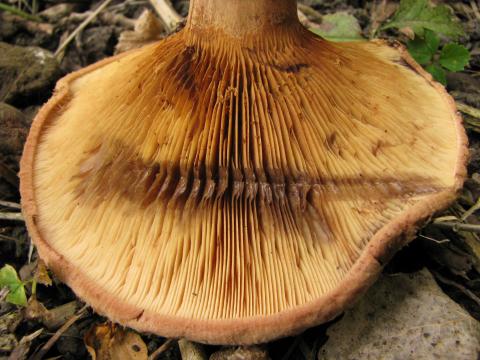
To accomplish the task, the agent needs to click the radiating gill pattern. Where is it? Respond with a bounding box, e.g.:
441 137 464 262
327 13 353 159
33 29 458 319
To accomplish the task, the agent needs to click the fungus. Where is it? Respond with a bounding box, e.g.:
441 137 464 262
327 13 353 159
20 0 467 345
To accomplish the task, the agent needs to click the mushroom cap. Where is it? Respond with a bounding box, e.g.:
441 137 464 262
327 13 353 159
20 28 467 344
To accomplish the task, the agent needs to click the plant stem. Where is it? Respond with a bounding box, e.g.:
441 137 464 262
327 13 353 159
0 2 41 21
431 220 480 233
457 102 480 119
54 0 115 58
0 212 24 221
148 0 182 32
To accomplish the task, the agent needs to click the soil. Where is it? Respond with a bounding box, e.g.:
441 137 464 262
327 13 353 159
0 0 479 359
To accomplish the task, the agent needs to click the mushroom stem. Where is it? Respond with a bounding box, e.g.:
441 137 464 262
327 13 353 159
186 0 299 36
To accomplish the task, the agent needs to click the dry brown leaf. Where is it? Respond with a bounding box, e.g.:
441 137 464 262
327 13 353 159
115 9 164 54
370 0 398 34
24 297 48 321
42 301 78 330
178 339 207 360
399 26 415 39
24 296 78 330
34 259 52 286
84 322 148 360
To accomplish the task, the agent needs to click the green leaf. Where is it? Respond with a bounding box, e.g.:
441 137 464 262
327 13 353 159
310 12 364 42
381 0 464 39
407 37 434 65
426 64 447 85
439 43 470 72
0 265 27 306
424 29 440 53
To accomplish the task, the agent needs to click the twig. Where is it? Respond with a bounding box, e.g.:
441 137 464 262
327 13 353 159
0 200 21 209
29 305 89 360
461 197 480 221
0 12 53 35
148 339 174 360
431 221 480 233
54 0 115 58
61 11 135 29
457 102 480 119
0 287 8 302
28 240 34 264
471 1 480 21
148 0 182 32
297 4 322 23
0 212 24 221
0 234 18 242
8 328 44 360
418 234 450 244
0 2 41 21
109 0 149 12
432 271 480 307
19 0 33 14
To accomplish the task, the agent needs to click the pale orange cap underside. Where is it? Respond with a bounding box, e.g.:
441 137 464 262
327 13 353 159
20 20 467 344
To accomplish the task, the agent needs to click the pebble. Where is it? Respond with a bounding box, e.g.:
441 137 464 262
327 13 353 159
318 269 480 360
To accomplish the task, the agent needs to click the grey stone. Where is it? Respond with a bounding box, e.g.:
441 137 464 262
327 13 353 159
318 269 480 360
210 346 270 360
0 42 59 104
0 103 28 156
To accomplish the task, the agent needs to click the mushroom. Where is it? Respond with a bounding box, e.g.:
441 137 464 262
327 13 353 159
20 0 467 345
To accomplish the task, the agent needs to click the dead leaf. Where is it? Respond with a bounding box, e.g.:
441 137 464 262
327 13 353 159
34 259 52 286
24 297 48 321
42 301 78 330
399 26 415 39
370 0 398 36
115 10 164 54
19 261 36 282
24 297 78 330
84 322 148 360
177 339 207 360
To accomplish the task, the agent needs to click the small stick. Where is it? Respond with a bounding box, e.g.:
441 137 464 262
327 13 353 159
431 220 480 234
470 1 480 21
0 212 24 221
148 339 174 360
0 12 53 34
8 328 44 360
0 2 41 21
29 305 89 360
457 102 480 119
432 271 480 307
297 4 322 23
0 234 19 242
55 0 115 58
418 234 450 244
461 197 480 221
148 0 182 32
0 200 21 209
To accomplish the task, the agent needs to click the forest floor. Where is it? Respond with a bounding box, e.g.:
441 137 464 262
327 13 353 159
0 0 480 359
